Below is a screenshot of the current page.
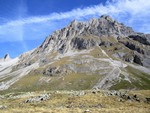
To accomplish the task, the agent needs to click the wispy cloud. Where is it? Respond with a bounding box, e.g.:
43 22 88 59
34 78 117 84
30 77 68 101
0 0 150 42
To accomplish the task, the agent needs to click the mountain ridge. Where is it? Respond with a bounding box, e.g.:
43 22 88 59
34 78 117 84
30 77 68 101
0 15 150 91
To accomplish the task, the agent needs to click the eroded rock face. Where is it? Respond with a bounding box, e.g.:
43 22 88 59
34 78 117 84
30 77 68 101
118 35 150 67
71 37 97 50
38 15 134 52
129 34 150 45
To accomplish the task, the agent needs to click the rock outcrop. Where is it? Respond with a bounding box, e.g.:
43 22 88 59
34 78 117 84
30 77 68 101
4 54 11 61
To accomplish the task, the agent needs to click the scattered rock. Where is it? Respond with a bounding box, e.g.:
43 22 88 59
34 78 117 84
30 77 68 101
90 103 103 108
145 97 150 104
43 66 65 76
72 91 85 96
92 91 97 94
25 94 50 103
104 91 143 103
84 109 91 113
0 105 7 109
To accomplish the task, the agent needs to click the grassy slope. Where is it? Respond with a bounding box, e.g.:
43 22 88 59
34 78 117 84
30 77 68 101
1 47 106 93
1 41 150 93
110 66 150 90
0 90 150 113
5 72 102 93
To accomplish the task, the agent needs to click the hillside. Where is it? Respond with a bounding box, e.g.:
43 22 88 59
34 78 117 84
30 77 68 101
0 15 150 92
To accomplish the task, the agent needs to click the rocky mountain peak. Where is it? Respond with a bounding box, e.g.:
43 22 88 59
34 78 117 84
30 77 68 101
70 19 79 26
4 53 11 61
0 15 150 92
19 15 150 69
39 16 135 50
100 15 114 21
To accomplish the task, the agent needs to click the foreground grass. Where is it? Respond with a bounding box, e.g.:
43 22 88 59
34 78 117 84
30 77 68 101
0 90 150 113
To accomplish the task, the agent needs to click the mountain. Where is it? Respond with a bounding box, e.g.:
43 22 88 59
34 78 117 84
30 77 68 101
0 15 150 92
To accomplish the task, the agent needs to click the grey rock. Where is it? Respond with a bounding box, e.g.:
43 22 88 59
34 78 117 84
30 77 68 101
119 40 145 54
71 37 97 50
145 97 150 104
43 66 67 76
0 105 7 109
71 91 85 96
25 94 49 103
142 58 150 67
133 53 143 66
84 109 91 113
129 34 150 45
112 52 126 59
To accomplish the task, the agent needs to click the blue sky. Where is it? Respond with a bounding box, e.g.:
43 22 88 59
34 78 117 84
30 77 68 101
0 0 150 58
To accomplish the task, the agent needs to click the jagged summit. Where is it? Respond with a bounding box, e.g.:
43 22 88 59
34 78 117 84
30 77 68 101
0 53 11 62
4 53 11 61
39 16 134 51
70 19 79 26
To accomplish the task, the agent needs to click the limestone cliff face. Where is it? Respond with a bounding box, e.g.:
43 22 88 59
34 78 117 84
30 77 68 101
39 15 134 52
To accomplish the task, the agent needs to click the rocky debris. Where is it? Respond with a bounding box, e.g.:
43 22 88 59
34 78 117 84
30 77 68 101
145 98 150 104
104 90 124 97
104 90 150 103
84 109 91 113
0 95 4 100
89 103 103 108
25 94 50 103
0 105 7 109
123 53 134 63
43 66 67 76
43 67 59 76
119 94 140 102
99 41 113 47
71 91 86 96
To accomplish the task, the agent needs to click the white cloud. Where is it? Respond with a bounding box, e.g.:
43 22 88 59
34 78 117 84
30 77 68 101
0 0 150 42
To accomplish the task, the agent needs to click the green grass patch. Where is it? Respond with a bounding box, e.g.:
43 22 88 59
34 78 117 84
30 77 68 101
125 66 150 89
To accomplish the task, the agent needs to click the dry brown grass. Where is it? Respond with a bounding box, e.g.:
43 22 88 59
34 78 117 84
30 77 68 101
0 90 150 113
